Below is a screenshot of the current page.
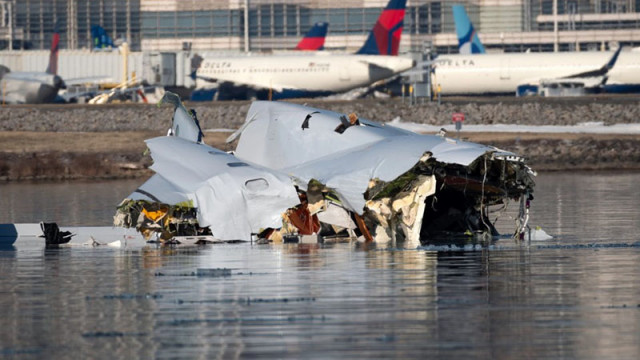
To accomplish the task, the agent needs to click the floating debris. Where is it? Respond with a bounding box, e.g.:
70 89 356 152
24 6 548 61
82 331 147 338
196 268 231 277
115 92 535 245
86 293 163 301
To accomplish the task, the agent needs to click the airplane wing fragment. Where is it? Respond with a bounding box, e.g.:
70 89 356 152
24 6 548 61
115 92 535 246
115 94 300 241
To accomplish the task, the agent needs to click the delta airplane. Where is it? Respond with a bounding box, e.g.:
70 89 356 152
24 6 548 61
0 27 113 104
432 5 640 96
195 0 414 100
0 31 66 104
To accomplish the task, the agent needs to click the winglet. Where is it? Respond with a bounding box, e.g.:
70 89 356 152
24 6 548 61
356 0 407 56
452 4 485 54
565 45 623 79
605 45 623 71
295 22 329 51
46 23 61 75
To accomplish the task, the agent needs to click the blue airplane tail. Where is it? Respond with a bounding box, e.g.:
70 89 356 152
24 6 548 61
452 4 485 54
91 25 114 49
295 22 329 51
356 0 407 56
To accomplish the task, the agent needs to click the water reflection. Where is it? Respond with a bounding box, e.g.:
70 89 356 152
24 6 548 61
1 173 640 358
0 242 639 358
3 172 640 243
0 179 141 226
530 171 640 243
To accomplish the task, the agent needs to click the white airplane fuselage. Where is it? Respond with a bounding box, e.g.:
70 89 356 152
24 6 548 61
0 72 64 104
196 53 415 98
433 51 640 95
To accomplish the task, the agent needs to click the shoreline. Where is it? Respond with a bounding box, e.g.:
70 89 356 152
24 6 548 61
2 130 639 181
2 97 639 181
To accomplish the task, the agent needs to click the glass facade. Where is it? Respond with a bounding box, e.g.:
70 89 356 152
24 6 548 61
7 0 141 50
1 0 640 52
139 2 449 40
141 9 241 39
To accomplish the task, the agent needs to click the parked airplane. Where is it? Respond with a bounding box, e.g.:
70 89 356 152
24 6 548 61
194 0 413 100
433 47 629 96
0 31 66 104
433 8 640 96
0 28 111 104
295 22 329 51
452 4 485 54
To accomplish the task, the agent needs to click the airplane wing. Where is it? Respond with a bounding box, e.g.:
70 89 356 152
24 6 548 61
563 46 622 79
516 46 623 96
64 76 112 86
2 72 55 85
194 73 286 92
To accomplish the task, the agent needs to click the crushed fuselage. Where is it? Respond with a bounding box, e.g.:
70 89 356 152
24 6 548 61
114 93 535 245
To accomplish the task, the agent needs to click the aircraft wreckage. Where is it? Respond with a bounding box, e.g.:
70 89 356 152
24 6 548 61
114 92 535 246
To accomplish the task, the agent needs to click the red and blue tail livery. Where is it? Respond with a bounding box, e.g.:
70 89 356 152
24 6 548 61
356 0 407 56
46 28 60 75
295 22 329 51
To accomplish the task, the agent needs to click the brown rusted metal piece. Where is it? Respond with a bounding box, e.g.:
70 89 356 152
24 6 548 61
353 213 373 243
287 205 320 235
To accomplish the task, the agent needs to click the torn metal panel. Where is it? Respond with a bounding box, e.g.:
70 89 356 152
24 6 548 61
235 101 413 170
115 94 301 241
234 101 527 214
128 174 191 205
235 101 506 171
160 92 204 143
316 202 356 230
144 136 300 240
117 92 535 244
233 101 535 243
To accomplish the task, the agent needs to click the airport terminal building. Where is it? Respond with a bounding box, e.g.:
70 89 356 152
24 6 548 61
1 0 640 54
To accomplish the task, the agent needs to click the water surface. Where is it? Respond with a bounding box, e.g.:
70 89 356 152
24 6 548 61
1 172 639 359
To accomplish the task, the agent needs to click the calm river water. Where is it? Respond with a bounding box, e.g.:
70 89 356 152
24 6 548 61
1 172 639 359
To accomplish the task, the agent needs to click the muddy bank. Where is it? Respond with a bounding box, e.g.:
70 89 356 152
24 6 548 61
1 130 639 181
1 96 639 133
2 97 639 181
0 151 153 181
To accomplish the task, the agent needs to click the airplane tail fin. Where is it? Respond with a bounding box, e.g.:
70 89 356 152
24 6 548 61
452 4 485 54
46 25 61 75
356 0 407 56
91 25 115 49
295 22 329 51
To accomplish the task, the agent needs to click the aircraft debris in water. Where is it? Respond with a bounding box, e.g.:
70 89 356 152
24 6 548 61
113 92 536 246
